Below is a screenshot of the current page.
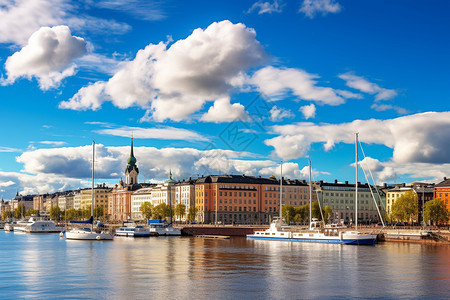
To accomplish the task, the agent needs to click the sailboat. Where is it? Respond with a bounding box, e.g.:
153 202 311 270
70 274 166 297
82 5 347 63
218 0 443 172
65 141 113 240
247 135 377 245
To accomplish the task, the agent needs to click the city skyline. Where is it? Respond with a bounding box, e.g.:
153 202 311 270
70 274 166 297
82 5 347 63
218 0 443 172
1 0 449 200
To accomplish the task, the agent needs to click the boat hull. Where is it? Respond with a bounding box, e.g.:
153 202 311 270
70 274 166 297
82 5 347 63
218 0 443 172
66 230 113 240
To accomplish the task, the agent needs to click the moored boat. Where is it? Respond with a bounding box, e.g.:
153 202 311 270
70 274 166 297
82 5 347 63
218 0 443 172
115 221 150 237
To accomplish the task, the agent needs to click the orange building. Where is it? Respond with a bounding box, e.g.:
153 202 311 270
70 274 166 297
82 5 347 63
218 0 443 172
435 177 450 216
194 175 313 224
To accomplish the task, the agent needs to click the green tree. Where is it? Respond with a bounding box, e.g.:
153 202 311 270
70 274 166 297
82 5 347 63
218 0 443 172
65 208 78 220
174 203 187 221
293 213 303 224
82 207 91 219
282 205 296 224
14 204 26 219
295 204 309 225
25 209 39 216
140 202 154 220
424 198 449 226
311 201 322 220
50 206 62 221
94 206 104 219
390 190 418 223
2 210 13 220
188 206 198 222
153 203 170 220
323 206 333 224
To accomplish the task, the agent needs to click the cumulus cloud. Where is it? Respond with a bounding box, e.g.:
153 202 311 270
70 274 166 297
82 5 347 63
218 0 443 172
62 20 267 121
201 97 249 123
300 103 316 119
269 106 294 122
247 0 283 14
250 66 346 105
2 26 87 90
265 111 450 164
299 0 341 18
0 0 130 46
96 125 208 142
339 72 397 101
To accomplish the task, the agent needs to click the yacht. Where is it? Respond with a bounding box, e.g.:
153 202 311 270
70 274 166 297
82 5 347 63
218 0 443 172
247 151 377 246
4 221 16 232
13 217 63 233
65 141 114 241
149 223 181 236
115 221 150 237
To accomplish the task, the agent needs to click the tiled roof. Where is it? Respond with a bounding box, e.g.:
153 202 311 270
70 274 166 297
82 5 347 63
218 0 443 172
436 178 450 188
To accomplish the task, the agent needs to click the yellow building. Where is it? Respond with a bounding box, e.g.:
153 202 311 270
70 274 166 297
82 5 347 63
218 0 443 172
79 185 111 217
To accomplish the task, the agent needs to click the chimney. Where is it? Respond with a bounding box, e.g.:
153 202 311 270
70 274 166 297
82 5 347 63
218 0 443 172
383 183 387 188
334 179 338 184
445 177 447 181
345 181 348 185
402 183 406 187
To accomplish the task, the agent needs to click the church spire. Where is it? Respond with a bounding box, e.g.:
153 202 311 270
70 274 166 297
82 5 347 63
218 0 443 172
125 135 139 185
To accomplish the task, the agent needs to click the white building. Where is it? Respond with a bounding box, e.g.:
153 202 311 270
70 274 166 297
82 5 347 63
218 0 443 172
73 190 81 210
131 187 153 220
174 179 195 221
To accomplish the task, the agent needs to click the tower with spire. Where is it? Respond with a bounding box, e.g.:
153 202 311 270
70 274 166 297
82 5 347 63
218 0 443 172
125 135 139 185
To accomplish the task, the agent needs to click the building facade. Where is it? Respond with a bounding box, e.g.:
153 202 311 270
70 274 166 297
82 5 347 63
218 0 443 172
435 177 450 219
174 178 195 221
316 180 385 224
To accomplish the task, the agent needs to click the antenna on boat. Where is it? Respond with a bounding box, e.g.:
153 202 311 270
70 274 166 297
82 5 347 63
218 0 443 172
279 160 283 219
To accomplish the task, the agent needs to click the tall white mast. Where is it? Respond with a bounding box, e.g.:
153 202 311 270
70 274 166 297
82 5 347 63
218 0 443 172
279 161 283 219
308 159 312 230
91 140 95 230
355 133 358 231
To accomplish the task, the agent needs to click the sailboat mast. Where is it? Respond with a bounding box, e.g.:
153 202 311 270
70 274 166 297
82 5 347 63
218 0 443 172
92 140 95 230
355 133 358 231
279 161 283 219
308 159 312 230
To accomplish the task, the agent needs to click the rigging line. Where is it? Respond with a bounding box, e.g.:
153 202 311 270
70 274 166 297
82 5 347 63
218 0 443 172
360 160 386 227
359 140 386 211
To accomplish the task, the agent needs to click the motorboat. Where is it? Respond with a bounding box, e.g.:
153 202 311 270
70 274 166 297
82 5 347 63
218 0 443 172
149 223 181 236
66 227 114 240
13 217 63 233
115 221 150 237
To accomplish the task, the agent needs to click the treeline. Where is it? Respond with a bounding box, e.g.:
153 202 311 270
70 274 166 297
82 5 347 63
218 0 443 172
139 203 198 222
1 205 104 221
282 202 333 225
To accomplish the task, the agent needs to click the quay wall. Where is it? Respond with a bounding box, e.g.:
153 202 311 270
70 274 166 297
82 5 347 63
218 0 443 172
181 225 267 236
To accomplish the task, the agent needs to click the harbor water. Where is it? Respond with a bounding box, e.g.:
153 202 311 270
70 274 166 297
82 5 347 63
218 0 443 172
0 231 449 299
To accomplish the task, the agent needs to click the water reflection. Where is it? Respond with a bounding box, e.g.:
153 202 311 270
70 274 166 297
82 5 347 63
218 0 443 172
1 232 450 299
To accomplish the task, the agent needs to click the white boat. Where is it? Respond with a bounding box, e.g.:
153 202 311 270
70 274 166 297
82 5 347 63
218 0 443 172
66 227 114 240
248 143 377 246
4 221 16 231
115 221 150 237
149 223 181 236
65 141 113 241
13 217 63 233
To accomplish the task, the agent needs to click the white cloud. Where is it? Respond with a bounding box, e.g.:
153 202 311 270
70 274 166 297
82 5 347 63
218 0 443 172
300 103 316 119
37 141 68 146
339 72 397 101
265 111 450 164
59 81 107 110
247 1 283 15
0 0 130 46
96 126 208 142
62 20 267 121
371 103 408 115
2 25 87 90
299 0 342 18
0 147 22 153
250 66 345 105
201 97 249 123
269 106 294 122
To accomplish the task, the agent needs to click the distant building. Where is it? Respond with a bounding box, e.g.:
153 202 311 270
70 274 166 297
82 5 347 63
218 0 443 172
315 180 385 224
194 175 313 225
435 177 450 220
9 193 34 214
174 178 196 221
386 182 434 223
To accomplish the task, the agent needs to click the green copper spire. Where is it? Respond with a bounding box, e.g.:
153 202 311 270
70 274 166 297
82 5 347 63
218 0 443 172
127 135 136 165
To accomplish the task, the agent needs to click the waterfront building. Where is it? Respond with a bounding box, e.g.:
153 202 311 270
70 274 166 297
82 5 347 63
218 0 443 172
58 192 75 211
0 197 11 218
315 180 384 224
9 193 35 214
386 182 434 223
108 137 149 221
174 178 196 222
131 187 153 220
73 190 81 210
79 184 111 216
194 175 313 225
435 177 450 219
33 194 48 213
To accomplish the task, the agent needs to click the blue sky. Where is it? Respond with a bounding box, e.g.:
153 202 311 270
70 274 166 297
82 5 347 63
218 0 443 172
1 0 449 200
